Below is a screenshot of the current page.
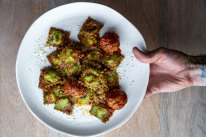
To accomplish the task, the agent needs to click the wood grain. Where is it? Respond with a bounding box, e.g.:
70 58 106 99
0 0 206 137
159 0 206 137
0 0 50 137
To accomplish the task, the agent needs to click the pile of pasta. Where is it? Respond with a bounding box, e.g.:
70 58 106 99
39 17 127 123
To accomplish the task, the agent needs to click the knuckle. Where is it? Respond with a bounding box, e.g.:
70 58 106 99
158 47 166 53
157 47 167 56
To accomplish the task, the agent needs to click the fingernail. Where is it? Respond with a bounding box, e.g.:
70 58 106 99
133 47 138 51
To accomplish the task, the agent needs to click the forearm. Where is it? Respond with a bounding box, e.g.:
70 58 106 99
189 56 206 86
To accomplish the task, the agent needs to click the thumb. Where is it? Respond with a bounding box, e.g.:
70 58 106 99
133 47 164 64
143 90 153 99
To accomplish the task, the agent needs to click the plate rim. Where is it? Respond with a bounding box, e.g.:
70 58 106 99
16 2 149 137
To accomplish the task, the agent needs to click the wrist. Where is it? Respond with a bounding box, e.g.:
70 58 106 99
188 57 206 86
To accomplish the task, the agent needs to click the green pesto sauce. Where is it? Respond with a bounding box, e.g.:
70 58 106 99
91 105 109 122
78 90 92 105
91 105 99 114
89 50 100 60
44 92 56 103
44 71 61 83
66 49 73 56
65 56 75 63
70 64 82 73
50 30 64 45
90 81 99 88
107 60 114 66
87 38 94 45
97 108 108 119
107 76 113 82
96 89 104 94
51 86 61 97
50 93 56 102
52 58 61 65
59 48 73 59
107 71 118 82
55 98 69 110
84 75 95 82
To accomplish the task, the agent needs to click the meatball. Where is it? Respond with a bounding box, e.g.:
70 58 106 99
64 80 86 98
106 89 127 110
100 32 120 53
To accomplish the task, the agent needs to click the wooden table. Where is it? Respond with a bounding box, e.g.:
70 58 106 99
1 0 206 137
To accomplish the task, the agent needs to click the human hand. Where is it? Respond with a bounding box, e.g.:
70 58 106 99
133 47 206 99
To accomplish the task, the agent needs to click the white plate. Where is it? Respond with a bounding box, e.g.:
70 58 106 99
16 2 149 137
